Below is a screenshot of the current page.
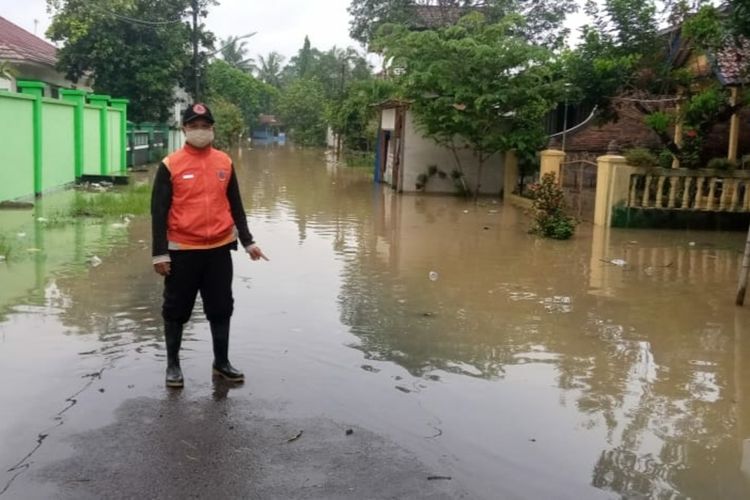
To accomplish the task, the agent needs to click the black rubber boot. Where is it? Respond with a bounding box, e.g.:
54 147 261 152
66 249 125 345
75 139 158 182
210 319 244 383
164 321 184 388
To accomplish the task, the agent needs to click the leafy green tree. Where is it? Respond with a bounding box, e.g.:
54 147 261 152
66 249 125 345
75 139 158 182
208 97 245 149
349 0 577 48
376 13 564 196
328 78 397 151
278 78 328 146
220 35 256 73
47 0 214 122
204 60 278 131
563 0 747 167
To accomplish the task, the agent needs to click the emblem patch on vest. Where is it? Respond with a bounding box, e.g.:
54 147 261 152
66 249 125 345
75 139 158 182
217 170 227 181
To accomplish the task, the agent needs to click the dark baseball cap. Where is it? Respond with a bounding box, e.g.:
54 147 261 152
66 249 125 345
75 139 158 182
182 103 215 125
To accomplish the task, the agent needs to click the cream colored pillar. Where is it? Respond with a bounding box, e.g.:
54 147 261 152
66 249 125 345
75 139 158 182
503 150 519 198
729 87 740 162
540 149 566 183
673 102 683 169
594 154 629 227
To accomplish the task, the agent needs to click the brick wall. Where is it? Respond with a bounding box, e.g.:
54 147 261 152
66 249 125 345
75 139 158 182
562 102 750 163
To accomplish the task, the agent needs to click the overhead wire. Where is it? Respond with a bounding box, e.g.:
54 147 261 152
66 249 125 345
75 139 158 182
89 3 186 27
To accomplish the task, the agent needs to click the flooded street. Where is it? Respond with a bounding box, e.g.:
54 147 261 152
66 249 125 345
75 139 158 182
2 146 750 499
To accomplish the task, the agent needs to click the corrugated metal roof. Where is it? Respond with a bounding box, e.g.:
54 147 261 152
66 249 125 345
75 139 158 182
0 16 58 67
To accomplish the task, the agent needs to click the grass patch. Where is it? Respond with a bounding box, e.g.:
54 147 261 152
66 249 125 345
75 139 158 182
0 235 11 259
71 183 151 218
344 151 375 168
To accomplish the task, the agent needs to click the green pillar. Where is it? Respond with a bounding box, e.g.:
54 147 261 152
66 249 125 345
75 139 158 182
17 80 47 196
60 89 87 179
141 122 156 162
110 98 129 174
88 94 111 175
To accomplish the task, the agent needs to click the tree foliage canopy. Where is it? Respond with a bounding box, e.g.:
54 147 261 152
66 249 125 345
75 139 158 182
204 60 278 131
349 0 577 48
377 12 564 185
47 0 214 122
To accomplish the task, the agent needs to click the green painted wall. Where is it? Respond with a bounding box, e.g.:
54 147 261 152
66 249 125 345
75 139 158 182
83 106 101 175
0 83 128 202
41 100 76 191
0 94 35 202
108 109 122 172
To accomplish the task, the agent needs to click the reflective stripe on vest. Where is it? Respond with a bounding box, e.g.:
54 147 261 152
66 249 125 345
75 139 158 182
164 146 235 248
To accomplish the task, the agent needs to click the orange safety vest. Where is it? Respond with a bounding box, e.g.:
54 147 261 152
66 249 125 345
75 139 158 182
163 145 236 250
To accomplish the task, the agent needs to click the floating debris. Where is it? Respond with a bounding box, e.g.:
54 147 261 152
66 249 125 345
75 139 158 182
88 255 103 267
0 255 5 262
429 271 439 281
600 258 627 267
361 365 381 373
36 217 49 223
427 476 452 481
287 430 303 443
395 386 411 393
345 429 354 436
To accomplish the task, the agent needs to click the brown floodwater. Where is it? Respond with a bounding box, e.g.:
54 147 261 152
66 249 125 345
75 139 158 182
1 146 750 499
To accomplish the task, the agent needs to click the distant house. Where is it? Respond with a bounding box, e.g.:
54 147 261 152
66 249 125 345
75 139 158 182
252 114 285 144
375 100 505 195
0 16 91 95
554 32 750 164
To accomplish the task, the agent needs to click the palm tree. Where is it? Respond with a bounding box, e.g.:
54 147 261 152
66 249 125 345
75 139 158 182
220 35 256 73
257 51 285 88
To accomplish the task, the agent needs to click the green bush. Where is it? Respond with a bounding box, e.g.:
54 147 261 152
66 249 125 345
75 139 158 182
529 172 577 240
624 148 659 168
706 157 737 171
658 149 674 169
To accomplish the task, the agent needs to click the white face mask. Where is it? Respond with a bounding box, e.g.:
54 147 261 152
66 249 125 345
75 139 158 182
185 128 214 148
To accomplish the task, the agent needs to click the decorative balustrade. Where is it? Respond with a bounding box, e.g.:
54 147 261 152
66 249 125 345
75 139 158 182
627 168 750 212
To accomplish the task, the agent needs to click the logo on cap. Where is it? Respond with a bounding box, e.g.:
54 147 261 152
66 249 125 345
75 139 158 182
193 104 207 115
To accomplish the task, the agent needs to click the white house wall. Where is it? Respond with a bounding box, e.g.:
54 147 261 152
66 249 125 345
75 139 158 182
381 108 397 131
402 111 504 195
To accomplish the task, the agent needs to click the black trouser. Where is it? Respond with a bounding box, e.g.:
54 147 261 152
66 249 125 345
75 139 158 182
162 244 234 324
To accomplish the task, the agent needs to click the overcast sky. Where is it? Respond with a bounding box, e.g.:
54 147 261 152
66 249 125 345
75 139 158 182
3 0 588 63
4 0 364 62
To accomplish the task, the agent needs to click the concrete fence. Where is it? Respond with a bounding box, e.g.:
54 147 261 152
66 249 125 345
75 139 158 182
594 157 750 228
504 147 750 229
0 80 128 203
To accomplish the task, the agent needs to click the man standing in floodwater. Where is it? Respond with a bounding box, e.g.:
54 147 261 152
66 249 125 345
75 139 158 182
151 103 267 388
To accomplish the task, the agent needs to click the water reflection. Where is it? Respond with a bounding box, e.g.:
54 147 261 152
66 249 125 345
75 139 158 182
1 147 750 499
234 149 750 498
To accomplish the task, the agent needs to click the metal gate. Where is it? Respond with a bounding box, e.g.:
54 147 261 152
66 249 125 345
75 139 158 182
561 160 598 221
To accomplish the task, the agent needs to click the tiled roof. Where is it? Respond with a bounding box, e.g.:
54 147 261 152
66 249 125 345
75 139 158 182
0 16 58 67
258 114 279 125
713 38 750 86
410 5 471 29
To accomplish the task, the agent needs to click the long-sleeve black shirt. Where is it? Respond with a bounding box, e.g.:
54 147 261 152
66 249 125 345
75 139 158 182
151 162 254 259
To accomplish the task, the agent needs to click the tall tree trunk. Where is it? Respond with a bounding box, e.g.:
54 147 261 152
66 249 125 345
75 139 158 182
449 142 470 197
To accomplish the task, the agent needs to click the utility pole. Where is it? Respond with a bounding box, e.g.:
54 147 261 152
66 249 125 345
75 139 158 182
737 223 750 306
192 0 200 101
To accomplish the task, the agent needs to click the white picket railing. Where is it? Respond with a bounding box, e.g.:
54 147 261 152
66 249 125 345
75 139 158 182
627 168 750 212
